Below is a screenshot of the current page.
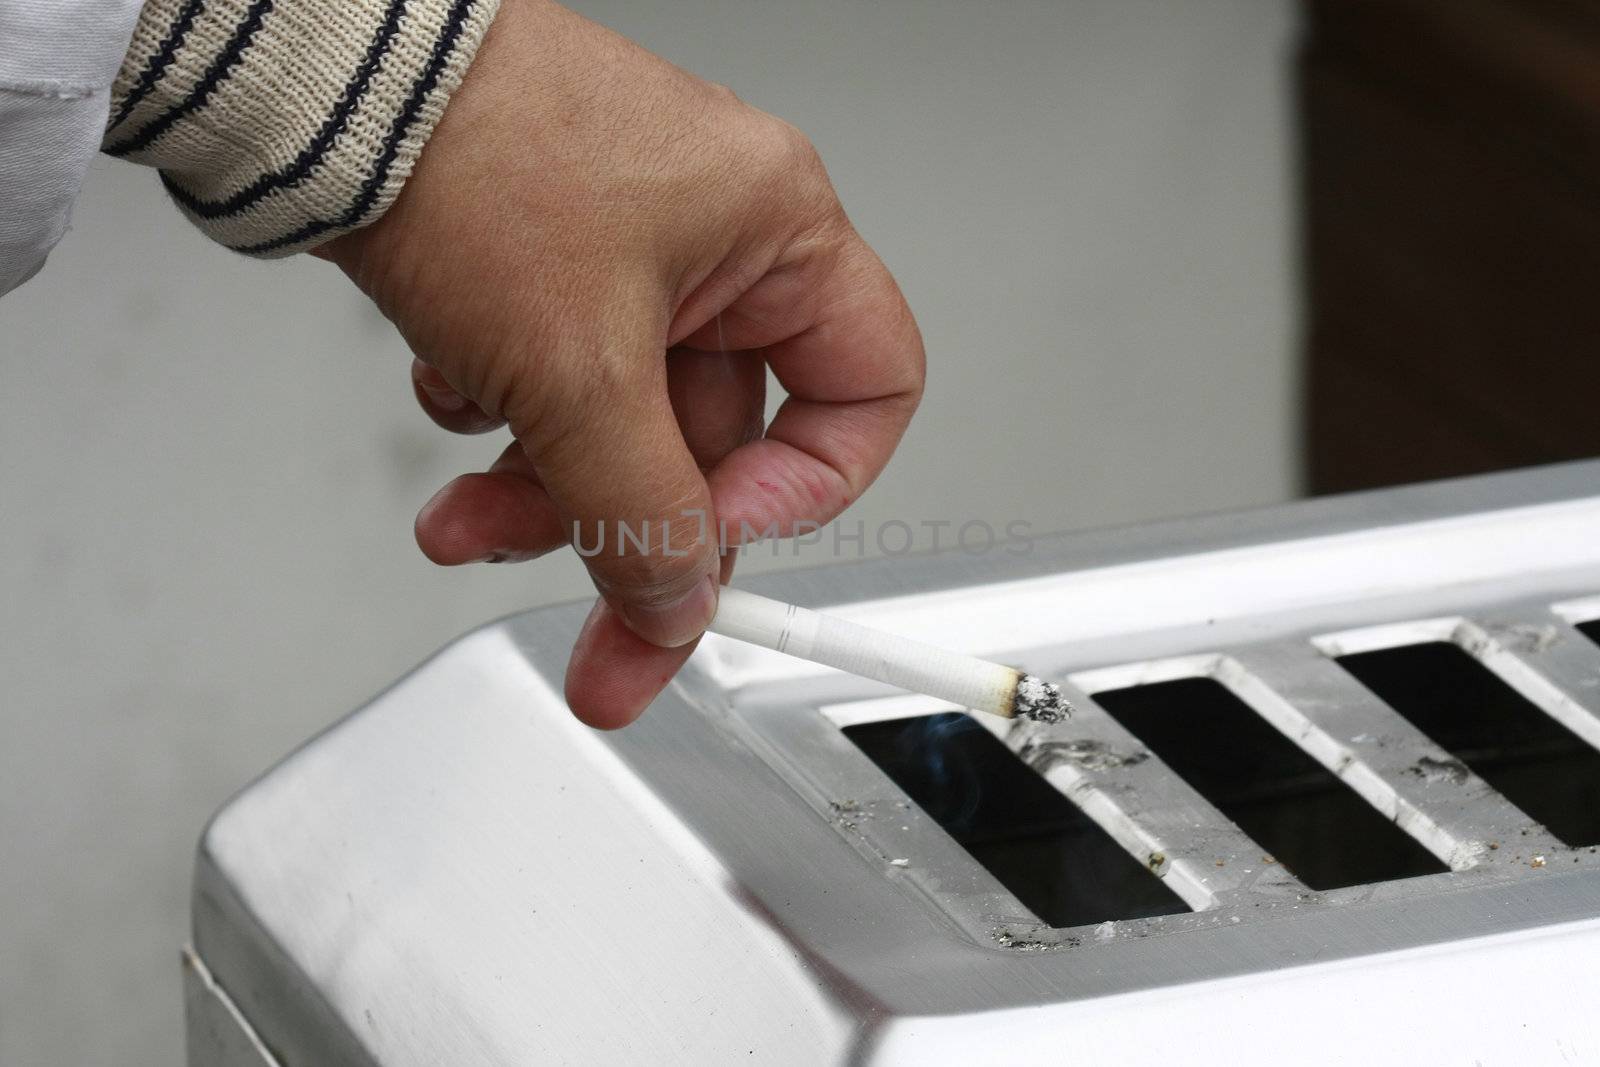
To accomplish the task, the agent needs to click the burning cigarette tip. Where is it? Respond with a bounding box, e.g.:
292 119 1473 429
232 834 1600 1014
1013 674 1073 723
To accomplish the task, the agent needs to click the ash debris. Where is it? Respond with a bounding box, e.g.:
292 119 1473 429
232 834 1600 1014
829 799 869 832
1014 675 1074 724
1407 755 1470 785
992 928 1076 952
1056 739 1147 771
1495 623 1561 655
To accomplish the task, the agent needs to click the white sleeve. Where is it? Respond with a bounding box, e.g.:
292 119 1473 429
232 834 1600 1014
0 0 144 295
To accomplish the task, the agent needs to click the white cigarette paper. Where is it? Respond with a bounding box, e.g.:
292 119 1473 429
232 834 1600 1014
709 587 1070 721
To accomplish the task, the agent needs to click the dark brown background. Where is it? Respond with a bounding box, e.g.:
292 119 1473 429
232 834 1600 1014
1304 0 1600 492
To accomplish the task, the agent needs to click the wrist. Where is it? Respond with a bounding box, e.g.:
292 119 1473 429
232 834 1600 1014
104 0 500 256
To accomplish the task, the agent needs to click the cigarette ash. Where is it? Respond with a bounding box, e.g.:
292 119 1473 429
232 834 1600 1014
1022 737 1149 772
1487 622 1562 655
1013 675 1073 724
992 928 1077 952
828 797 913 835
1406 755 1470 785
829 799 871 832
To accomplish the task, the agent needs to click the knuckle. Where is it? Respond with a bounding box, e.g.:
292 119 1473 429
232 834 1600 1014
742 114 826 189
771 118 826 179
739 120 846 255
705 80 742 106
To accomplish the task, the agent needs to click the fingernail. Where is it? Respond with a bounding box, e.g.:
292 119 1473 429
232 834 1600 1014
620 574 718 648
419 379 469 412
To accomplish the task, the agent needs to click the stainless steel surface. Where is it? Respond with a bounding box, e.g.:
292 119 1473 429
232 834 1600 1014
183 949 280 1067
190 461 1600 1065
1222 642 1555 870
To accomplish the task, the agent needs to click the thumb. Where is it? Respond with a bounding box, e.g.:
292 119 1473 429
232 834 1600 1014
513 338 721 649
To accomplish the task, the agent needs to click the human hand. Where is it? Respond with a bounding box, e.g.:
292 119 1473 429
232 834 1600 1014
317 0 924 728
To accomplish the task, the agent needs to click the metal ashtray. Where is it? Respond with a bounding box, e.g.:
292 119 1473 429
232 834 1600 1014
186 461 1600 1065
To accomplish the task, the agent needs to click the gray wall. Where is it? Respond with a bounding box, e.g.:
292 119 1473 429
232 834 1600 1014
0 1 1298 1062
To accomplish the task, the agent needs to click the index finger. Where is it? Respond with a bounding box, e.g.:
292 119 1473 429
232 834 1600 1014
688 234 925 541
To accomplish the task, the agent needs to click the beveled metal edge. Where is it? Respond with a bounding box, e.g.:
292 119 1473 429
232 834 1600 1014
183 946 283 1067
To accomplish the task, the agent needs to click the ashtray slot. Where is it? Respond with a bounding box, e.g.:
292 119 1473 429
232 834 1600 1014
1578 620 1600 649
1338 642 1600 847
1093 677 1448 890
843 712 1190 927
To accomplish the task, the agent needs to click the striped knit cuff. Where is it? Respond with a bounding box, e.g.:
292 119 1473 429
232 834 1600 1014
102 0 500 257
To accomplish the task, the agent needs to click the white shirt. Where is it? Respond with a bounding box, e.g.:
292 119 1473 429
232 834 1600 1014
0 0 143 295
1 0 497 284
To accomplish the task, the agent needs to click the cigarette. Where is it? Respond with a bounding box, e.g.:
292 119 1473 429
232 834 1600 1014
708 587 1073 723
